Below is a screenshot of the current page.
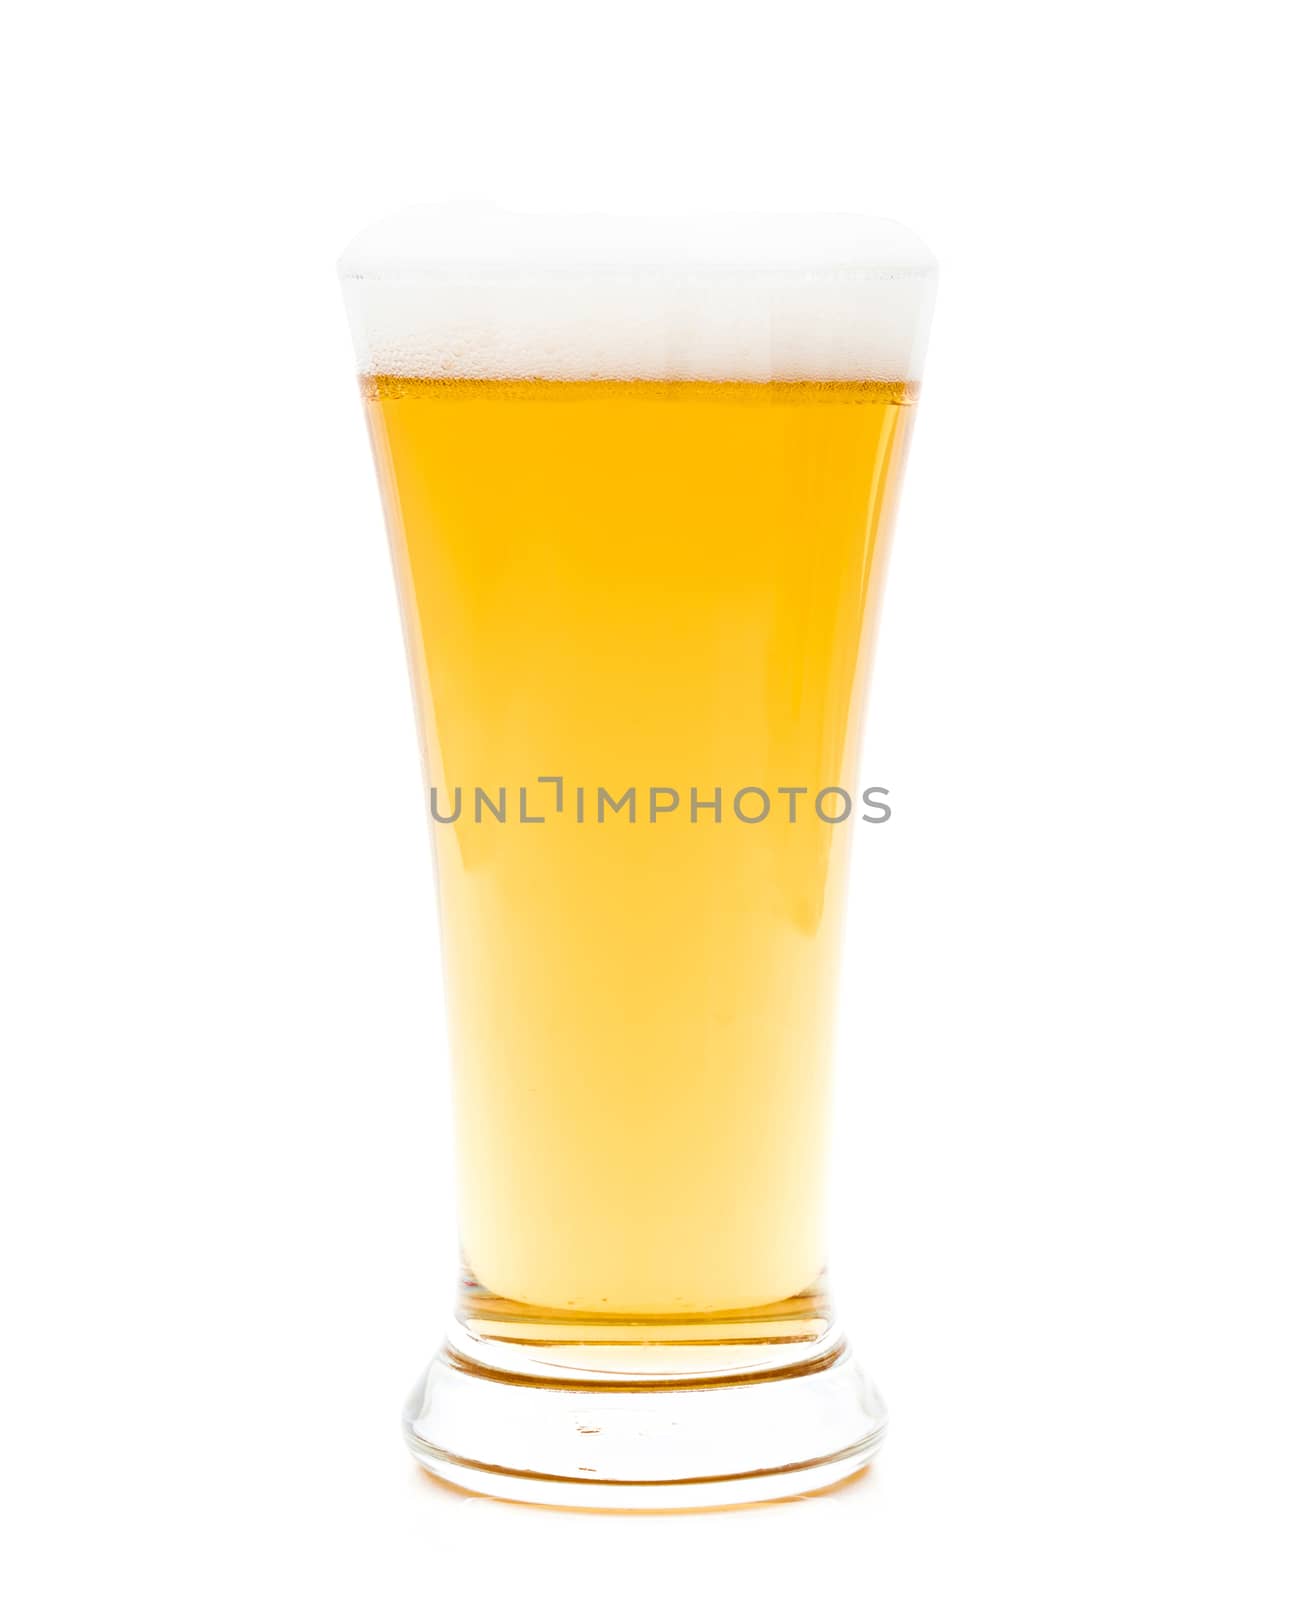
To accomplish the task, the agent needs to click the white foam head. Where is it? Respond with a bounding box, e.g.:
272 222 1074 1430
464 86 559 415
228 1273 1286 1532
339 208 936 383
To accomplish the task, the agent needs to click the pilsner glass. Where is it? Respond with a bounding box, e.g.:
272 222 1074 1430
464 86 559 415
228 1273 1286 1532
339 210 936 1507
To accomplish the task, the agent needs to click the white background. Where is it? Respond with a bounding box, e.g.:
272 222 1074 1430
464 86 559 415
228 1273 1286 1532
2 2 1310 1595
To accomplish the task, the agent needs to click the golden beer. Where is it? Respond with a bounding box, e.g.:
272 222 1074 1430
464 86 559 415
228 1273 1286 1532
341 209 936 1503
363 375 915 1316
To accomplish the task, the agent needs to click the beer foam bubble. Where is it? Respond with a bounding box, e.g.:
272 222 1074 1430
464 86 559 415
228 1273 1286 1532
339 208 936 383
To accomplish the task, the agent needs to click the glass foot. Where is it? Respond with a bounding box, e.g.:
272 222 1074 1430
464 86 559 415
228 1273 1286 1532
403 1321 886 1509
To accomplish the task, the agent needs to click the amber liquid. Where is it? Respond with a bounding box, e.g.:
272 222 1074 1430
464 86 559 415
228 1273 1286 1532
363 377 915 1317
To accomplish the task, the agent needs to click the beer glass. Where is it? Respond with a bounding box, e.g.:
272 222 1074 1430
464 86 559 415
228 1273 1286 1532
339 210 936 1507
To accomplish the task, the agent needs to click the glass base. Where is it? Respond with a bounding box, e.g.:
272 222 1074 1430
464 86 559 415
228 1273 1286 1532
403 1286 886 1508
